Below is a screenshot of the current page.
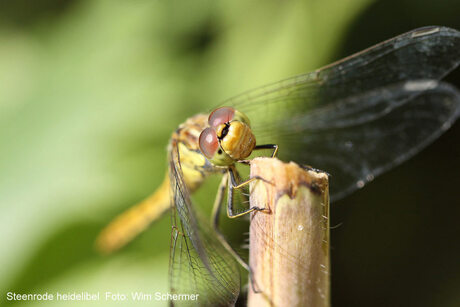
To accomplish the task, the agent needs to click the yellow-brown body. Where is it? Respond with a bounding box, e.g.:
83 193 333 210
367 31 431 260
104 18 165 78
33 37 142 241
96 114 220 254
96 109 257 254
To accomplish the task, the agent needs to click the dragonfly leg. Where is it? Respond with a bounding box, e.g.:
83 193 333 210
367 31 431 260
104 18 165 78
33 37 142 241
237 144 278 164
227 166 271 218
211 172 229 233
210 172 251 271
253 144 278 158
248 266 263 294
211 170 266 297
170 225 183 236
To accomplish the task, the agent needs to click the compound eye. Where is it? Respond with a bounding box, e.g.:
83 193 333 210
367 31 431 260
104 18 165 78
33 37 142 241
208 107 235 129
199 127 219 158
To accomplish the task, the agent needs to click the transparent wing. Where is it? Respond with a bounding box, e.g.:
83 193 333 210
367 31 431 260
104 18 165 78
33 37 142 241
220 26 460 201
168 140 240 306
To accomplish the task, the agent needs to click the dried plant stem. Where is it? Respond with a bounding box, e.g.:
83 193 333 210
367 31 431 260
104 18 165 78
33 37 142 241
248 158 330 307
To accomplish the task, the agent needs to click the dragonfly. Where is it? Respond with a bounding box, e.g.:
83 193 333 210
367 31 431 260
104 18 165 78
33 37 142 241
96 26 460 305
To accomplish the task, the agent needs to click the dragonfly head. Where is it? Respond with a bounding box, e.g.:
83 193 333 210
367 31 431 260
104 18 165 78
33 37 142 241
199 106 256 166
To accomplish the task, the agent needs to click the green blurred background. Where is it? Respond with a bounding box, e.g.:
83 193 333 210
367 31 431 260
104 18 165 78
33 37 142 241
0 0 459 306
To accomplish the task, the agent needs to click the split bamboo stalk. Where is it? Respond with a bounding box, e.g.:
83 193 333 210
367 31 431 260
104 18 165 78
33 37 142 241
248 157 330 307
